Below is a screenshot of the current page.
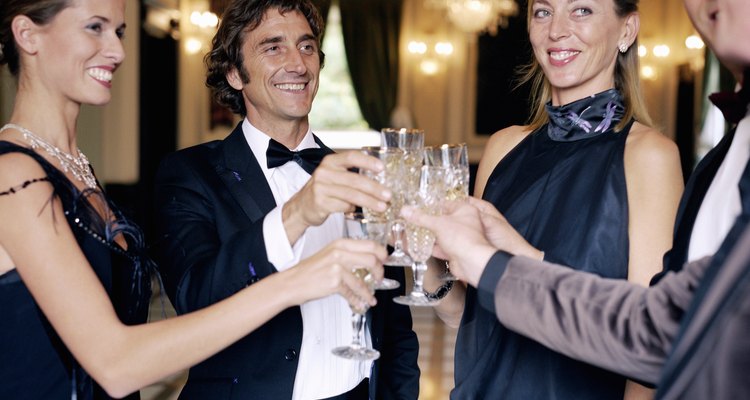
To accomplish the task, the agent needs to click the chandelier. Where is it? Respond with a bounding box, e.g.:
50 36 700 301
426 0 519 35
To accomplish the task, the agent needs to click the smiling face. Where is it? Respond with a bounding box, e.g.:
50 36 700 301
684 0 750 73
30 0 126 106
227 8 320 135
529 0 636 105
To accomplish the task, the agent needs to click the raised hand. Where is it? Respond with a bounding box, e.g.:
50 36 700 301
466 197 543 261
401 200 496 287
282 151 391 244
283 238 386 309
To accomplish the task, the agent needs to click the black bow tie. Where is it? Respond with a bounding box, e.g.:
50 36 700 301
709 69 750 124
266 138 328 175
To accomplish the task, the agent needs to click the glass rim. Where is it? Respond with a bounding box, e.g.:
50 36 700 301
424 143 467 150
360 146 405 154
343 211 388 223
380 127 425 135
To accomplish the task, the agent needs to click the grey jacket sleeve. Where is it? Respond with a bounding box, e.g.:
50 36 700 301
476 252 711 384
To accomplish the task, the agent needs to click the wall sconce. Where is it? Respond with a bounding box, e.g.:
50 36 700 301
143 0 181 39
653 44 671 58
638 45 648 58
183 9 220 55
640 65 657 80
407 40 454 75
685 35 704 50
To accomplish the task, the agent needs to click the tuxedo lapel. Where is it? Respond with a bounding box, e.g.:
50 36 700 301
657 225 750 398
658 160 750 397
665 130 737 273
213 123 277 222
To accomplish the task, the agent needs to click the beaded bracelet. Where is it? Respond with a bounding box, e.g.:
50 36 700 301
425 279 454 300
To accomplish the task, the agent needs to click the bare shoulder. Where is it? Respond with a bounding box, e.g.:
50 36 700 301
480 125 532 172
0 149 53 203
624 122 681 174
474 125 532 197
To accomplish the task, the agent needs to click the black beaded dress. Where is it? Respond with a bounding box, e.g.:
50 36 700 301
0 141 153 399
453 89 634 399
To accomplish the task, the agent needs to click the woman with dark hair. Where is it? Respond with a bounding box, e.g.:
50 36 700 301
0 1 384 398
428 0 684 398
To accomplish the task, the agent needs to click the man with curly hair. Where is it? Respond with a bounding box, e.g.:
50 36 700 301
154 1 419 399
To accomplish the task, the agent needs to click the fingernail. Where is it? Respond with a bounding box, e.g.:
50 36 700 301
401 206 413 218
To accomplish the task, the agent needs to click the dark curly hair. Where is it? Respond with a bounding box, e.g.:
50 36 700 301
205 0 326 116
0 0 71 76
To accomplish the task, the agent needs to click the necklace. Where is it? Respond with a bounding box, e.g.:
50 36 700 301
0 123 97 189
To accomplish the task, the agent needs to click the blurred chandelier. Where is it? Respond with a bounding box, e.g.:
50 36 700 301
426 0 519 35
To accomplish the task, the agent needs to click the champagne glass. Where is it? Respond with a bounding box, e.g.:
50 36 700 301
358 147 404 290
393 166 446 307
331 212 384 360
380 128 425 267
424 143 470 281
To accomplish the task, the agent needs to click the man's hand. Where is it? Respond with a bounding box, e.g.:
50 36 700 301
467 197 543 260
401 201 496 287
282 151 391 244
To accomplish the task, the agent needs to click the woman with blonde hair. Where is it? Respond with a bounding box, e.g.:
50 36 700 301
429 0 684 398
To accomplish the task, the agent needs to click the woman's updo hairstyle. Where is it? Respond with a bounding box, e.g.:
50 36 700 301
0 0 70 76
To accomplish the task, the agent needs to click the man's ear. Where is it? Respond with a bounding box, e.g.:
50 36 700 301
11 15 41 56
226 67 244 90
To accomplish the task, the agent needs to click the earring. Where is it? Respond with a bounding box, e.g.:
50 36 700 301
618 43 628 54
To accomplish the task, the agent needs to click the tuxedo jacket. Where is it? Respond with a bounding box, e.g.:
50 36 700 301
153 123 420 399
653 129 736 281
476 199 750 398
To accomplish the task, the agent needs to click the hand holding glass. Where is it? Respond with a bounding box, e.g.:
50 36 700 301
331 212 387 360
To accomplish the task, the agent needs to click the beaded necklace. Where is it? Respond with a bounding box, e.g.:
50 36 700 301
0 123 97 189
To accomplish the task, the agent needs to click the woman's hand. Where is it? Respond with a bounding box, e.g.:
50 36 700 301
284 238 387 309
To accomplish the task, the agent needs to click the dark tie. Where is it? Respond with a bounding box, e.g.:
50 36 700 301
708 68 750 124
266 138 328 175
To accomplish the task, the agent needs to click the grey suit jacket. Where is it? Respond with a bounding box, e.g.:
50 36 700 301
476 226 750 399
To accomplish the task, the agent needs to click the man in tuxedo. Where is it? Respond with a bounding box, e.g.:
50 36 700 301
403 0 750 397
154 1 419 399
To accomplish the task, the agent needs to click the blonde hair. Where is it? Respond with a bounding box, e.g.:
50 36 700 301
518 0 652 132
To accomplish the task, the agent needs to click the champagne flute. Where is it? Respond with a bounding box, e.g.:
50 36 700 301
393 166 446 307
331 212 384 360
359 147 404 290
380 128 425 267
424 143 470 281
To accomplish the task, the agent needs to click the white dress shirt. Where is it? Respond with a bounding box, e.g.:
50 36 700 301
242 119 372 400
689 107 750 261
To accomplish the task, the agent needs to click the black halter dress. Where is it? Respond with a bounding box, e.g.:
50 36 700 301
453 89 634 399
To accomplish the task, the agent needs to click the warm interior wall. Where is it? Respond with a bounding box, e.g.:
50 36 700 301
398 0 701 162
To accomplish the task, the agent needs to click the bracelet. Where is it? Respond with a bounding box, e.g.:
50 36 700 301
425 279 454 300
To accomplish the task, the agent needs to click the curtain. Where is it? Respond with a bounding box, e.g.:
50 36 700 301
339 0 403 130
311 0 332 38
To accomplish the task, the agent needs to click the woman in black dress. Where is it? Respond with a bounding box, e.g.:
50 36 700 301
428 0 685 398
0 1 386 398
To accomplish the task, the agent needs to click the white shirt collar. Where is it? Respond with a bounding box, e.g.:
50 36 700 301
241 118 319 180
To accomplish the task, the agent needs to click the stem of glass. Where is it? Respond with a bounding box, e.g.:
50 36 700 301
391 220 406 256
350 312 365 349
411 260 428 296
